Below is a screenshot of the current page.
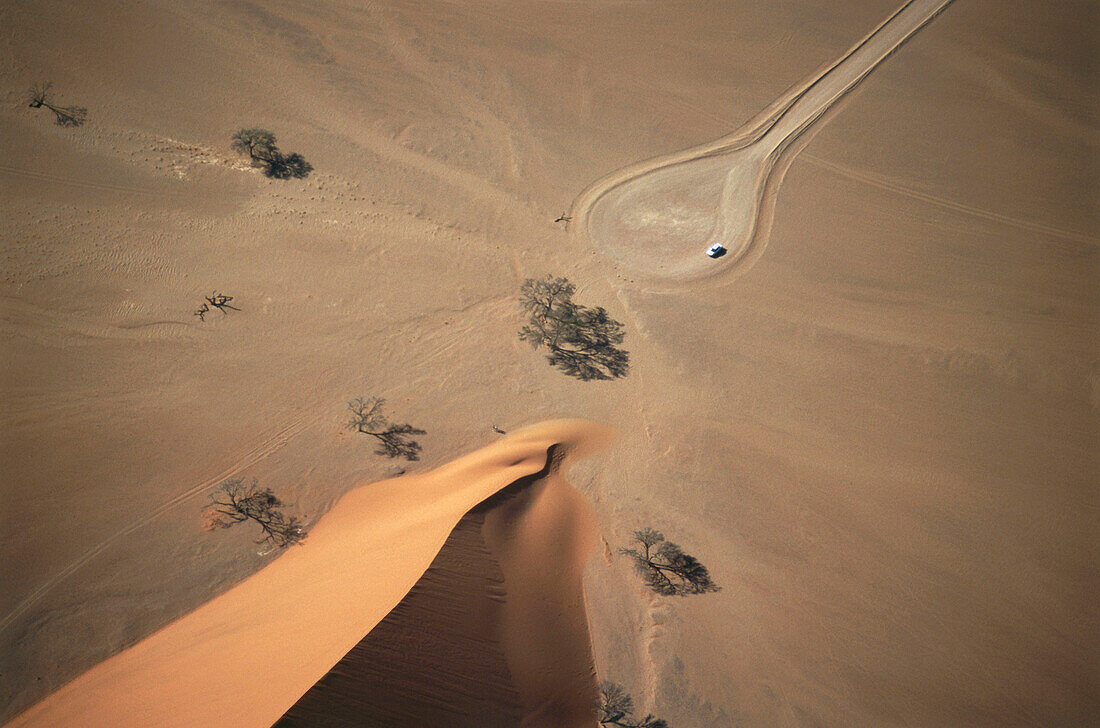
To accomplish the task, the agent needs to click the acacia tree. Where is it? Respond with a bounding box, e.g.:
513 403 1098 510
597 681 668 728
347 396 425 461
27 82 87 127
202 478 305 549
230 127 312 179
620 528 719 596
518 276 629 381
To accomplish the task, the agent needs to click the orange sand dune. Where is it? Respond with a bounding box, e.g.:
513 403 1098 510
5 421 610 728
277 445 600 727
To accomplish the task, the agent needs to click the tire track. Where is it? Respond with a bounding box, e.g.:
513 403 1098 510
803 153 1097 245
0 164 169 198
0 412 322 635
570 0 957 281
1 293 509 635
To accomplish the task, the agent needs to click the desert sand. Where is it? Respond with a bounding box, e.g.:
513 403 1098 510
4 421 608 728
2 0 1096 726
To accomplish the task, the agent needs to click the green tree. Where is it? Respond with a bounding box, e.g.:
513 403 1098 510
518 276 629 381
231 128 312 179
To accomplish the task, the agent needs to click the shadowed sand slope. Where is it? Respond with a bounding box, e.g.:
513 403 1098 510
276 447 600 728
275 510 524 728
5 422 609 728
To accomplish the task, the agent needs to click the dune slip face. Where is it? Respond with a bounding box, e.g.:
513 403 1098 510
276 445 601 728
573 0 956 283
4 421 611 728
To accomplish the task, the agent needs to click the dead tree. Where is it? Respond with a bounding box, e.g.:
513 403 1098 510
202 478 305 549
28 82 87 127
205 292 240 314
597 681 668 728
347 396 425 461
620 528 719 596
194 292 238 321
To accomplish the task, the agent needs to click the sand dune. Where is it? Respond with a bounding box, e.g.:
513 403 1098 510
5 421 609 728
277 445 600 728
3 0 1095 725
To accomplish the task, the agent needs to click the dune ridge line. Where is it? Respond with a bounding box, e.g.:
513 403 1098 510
5 420 612 728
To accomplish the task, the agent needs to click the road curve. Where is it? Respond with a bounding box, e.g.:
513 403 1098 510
570 0 956 283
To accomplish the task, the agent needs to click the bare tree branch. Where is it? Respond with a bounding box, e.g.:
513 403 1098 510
620 528 719 597
519 275 629 381
28 81 87 127
202 478 305 549
347 397 425 461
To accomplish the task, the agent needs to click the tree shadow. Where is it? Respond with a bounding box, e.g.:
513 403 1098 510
620 527 720 596
263 151 313 179
347 397 425 462
202 478 306 549
597 681 668 728
231 127 312 179
519 276 630 381
28 82 87 127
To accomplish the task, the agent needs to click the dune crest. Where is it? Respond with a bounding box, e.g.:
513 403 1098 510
276 444 602 727
5 420 611 728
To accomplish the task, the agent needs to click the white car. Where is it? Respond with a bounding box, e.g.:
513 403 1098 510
706 243 727 258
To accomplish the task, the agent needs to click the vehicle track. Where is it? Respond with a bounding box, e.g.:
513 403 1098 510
0 294 510 636
0 413 322 635
0 164 169 198
803 153 1097 245
570 0 957 281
